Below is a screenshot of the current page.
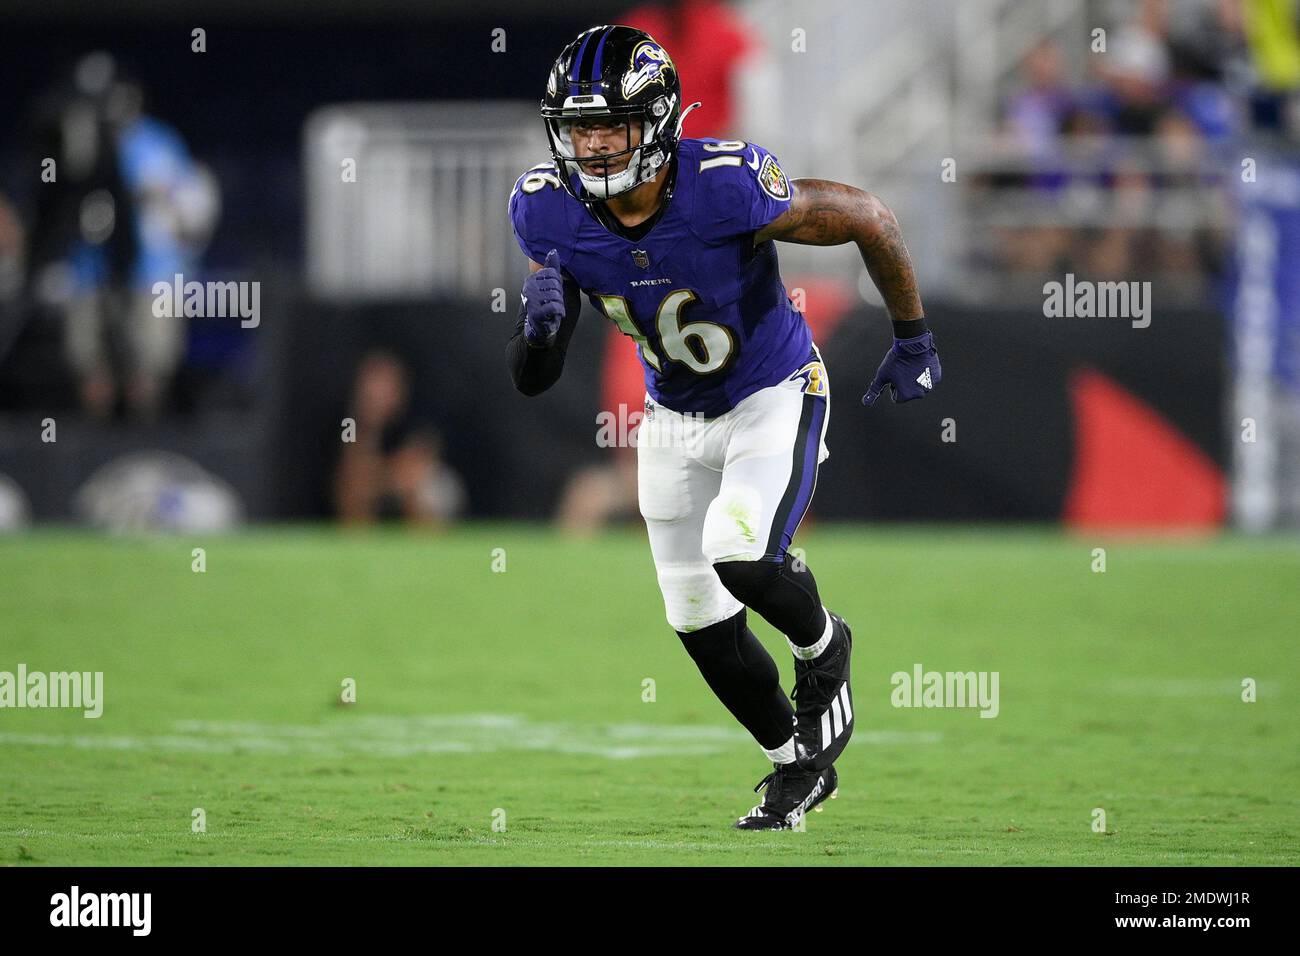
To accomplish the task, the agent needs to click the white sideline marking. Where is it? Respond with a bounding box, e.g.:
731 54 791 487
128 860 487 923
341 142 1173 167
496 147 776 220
0 714 940 760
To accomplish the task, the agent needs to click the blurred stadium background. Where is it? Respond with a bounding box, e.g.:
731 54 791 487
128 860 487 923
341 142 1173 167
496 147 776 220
1 0 1296 534
2 0 1300 869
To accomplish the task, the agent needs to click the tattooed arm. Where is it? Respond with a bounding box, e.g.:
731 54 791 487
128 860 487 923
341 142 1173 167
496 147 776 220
755 179 941 405
753 179 924 326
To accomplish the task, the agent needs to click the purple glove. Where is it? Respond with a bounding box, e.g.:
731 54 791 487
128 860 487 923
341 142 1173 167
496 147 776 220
522 249 566 347
862 330 941 406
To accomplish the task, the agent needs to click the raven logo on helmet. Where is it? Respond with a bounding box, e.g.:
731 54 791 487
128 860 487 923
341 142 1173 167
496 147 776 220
621 41 673 99
540 25 700 204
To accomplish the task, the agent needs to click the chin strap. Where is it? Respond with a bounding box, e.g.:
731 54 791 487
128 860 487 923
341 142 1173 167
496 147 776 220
675 101 703 138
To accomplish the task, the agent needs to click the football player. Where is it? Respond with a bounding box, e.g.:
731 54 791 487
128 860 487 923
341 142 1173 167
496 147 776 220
506 25 940 830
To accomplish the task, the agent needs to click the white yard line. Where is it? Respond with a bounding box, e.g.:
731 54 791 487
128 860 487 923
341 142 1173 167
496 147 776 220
0 714 940 759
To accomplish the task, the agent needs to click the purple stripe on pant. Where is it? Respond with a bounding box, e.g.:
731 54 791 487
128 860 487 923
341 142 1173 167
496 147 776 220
776 394 826 556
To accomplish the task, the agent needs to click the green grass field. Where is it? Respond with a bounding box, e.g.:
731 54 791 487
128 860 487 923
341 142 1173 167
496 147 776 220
1 525 1297 866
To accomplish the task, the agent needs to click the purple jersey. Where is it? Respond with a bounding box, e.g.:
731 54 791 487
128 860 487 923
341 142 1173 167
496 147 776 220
508 138 813 417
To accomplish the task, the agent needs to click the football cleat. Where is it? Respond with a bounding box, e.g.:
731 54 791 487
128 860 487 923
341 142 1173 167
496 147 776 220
792 611 854 771
735 762 838 830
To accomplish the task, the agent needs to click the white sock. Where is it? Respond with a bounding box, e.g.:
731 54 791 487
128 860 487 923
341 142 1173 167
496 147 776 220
788 607 833 661
763 736 796 765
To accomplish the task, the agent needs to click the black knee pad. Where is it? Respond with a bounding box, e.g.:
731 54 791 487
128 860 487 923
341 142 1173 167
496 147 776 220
711 558 784 607
712 553 825 646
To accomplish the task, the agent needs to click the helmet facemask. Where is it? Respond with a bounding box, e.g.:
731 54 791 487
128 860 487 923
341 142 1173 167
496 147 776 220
543 92 678 202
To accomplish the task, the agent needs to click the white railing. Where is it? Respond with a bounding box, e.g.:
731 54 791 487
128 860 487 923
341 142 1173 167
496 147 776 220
945 134 1234 301
304 102 546 300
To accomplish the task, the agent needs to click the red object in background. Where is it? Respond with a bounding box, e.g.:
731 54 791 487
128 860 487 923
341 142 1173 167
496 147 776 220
1063 367 1225 529
601 325 647 421
784 274 854 345
621 0 757 137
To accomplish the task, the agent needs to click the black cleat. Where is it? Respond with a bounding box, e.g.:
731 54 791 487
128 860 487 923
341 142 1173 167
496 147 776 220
791 611 854 771
735 762 838 830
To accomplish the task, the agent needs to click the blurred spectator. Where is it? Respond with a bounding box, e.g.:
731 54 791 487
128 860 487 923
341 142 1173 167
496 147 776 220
1005 40 1075 163
1095 0 1172 135
989 0 1245 283
110 67 220 417
333 350 466 528
0 192 24 364
0 192 22 305
26 52 137 415
25 52 219 421
1242 0 1300 135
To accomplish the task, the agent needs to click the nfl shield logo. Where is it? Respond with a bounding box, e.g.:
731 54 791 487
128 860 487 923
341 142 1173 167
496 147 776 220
631 248 650 269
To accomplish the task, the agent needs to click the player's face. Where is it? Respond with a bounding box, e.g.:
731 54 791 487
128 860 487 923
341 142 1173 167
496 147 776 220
566 117 642 175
